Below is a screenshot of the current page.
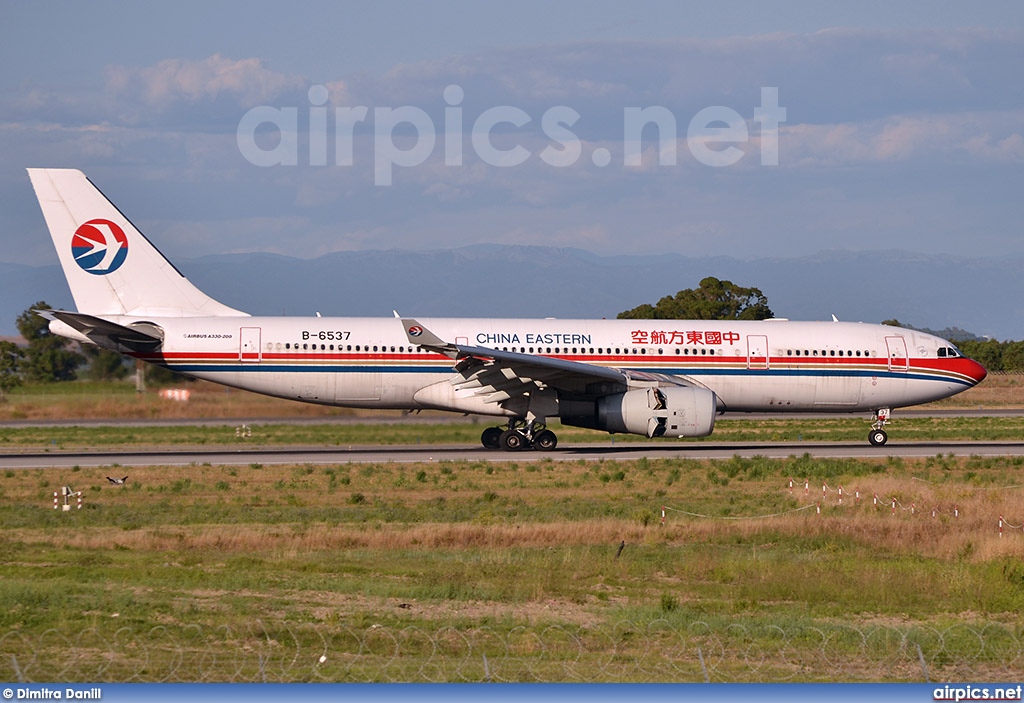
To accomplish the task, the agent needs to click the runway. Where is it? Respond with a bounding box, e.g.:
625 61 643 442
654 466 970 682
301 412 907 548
3 440 1024 468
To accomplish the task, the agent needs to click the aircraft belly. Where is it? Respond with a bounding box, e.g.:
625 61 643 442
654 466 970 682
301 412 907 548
379 373 431 406
862 375 958 408
190 371 339 404
701 372 869 412
335 372 381 402
701 375 820 412
812 374 863 409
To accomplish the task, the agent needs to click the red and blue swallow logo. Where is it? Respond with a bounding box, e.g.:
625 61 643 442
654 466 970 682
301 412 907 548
72 219 128 275
408 325 423 337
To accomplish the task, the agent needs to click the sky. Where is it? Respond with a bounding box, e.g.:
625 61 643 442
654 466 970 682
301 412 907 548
2 1 1024 269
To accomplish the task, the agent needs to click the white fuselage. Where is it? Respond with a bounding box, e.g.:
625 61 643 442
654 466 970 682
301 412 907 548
117 316 984 416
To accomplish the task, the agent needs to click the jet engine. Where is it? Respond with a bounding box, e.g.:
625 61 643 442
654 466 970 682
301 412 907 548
561 386 716 438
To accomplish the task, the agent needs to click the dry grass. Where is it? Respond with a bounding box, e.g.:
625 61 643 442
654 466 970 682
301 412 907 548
933 372 1024 408
4 455 1024 681
1 372 1020 422
0 381 366 421
10 458 1024 563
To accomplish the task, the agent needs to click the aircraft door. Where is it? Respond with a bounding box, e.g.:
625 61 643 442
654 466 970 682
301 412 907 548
885 336 908 372
747 335 769 370
240 327 262 363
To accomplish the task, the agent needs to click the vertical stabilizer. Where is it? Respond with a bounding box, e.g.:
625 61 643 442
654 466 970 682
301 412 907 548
27 168 248 317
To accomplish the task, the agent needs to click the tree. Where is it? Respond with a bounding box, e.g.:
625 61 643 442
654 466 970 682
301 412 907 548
618 277 774 320
1002 341 1024 372
80 346 131 381
0 340 23 400
15 301 85 383
956 339 1003 372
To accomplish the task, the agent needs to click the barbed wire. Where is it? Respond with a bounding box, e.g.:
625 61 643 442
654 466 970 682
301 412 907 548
0 620 1020 682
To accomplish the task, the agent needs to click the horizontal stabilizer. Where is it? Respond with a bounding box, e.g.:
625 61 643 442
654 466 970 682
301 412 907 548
39 309 163 353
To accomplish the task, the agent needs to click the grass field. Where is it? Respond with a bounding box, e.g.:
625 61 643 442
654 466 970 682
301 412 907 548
2 376 1023 682
0 371 1020 423
0 373 1022 451
4 414 1024 451
2 454 1024 681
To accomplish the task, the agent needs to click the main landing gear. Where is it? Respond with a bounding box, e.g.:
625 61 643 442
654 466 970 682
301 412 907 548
868 408 891 446
481 420 558 452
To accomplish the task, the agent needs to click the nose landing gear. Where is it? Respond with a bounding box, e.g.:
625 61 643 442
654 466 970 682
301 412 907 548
868 408 890 446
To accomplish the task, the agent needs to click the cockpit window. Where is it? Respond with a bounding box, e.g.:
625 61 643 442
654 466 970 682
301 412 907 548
937 346 961 358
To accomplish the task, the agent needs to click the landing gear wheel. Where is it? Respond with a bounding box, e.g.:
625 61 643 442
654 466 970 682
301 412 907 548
481 427 502 450
533 429 558 451
500 429 526 451
869 429 888 447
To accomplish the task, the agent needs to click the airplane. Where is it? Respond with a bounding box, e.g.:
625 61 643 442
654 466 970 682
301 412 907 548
27 168 987 451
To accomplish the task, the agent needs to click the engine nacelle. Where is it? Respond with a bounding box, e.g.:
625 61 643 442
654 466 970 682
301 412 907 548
561 386 716 438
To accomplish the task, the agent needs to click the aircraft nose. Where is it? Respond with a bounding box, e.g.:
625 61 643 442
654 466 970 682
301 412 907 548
963 357 988 385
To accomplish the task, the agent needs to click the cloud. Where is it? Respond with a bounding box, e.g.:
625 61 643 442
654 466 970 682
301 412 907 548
4 28 1024 268
341 29 1024 130
106 54 304 108
6 55 306 130
782 110 1024 166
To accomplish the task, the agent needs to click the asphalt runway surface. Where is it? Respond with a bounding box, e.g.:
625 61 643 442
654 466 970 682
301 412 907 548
3 440 1024 469
0 407 1018 429
1 407 1020 468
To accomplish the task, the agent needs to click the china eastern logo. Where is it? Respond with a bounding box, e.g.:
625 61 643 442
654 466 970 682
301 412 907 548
72 219 128 275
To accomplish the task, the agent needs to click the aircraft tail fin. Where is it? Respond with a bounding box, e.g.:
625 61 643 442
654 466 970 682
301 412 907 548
27 168 248 318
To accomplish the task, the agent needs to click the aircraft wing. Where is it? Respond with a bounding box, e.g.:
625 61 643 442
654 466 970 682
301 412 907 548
401 318 697 402
38 309 163 352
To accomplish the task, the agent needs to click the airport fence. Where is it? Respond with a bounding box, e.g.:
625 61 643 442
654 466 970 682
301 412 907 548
2 620 1022 683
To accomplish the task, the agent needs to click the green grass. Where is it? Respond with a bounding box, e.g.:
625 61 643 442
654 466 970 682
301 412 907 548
2 415 1024 450
1 454 1024 681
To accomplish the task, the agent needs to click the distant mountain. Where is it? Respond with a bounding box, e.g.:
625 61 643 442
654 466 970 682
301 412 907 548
3 247 1021 341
